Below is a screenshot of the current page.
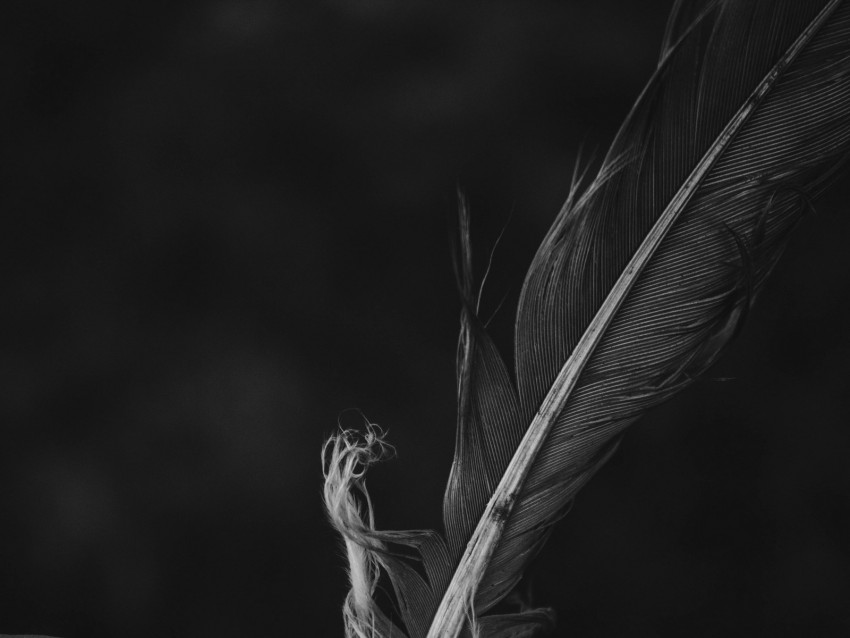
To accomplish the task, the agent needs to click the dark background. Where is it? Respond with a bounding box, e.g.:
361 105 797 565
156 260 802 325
2 1 849 636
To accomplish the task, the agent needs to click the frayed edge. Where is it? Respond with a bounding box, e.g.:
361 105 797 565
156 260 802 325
458 558 483 638
323 424 396 638
465 585 480 638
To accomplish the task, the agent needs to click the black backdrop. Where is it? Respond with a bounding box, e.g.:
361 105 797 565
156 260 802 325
2 1 849 636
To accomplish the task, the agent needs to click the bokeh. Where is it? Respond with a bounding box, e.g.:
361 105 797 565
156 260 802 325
2 1 848 636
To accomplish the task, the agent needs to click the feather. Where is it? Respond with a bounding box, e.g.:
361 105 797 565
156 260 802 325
323 1 850 636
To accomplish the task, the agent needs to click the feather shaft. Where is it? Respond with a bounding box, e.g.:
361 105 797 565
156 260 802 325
326 2 850 636
426 3 841 635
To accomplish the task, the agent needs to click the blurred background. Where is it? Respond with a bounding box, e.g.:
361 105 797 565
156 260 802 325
2 1 849 636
